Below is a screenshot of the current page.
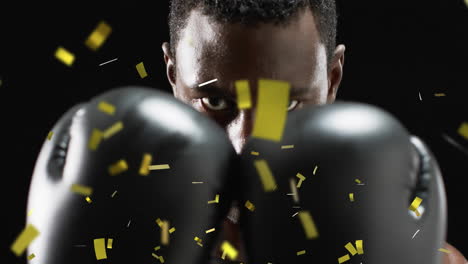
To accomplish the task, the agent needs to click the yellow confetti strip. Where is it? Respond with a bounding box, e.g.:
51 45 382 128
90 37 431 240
409 196 423 214
107 238 113 249
88 129 103 151
220 241 238 260
296 173 306 188
356 240 364 254
154 246 161 251
313 165 318 175
338 254 350 263
458 122 468 140
108 159 129 176
208 194 220 204
194 237 202 242
254 159 278 192
197 242 203 247
93 238 107 260
349 193 354 202
85 21 112 51
47 131 53 140
10 224 40 256
252 79 290 142
355 179 361 184
438 248 451 254
345 242 357 256
169 227 176 234
289 178 299 203
434 93 446 97
298 211 319 239
139 153 153 176
192 182 203 184
205 228 216 234
85 196 92 203
111 190 117 198
27 253 36 260
161 221 169 245
70 184 93 196
245 200 256 211
149 164 171 170
136 62 148 78
152 253 165 263
98 101 116 115
27 209 34 217
54 46 75 66
251 151 260 156
103 121 124 139
156 218 163 227
235 80 252 109
297 250 306 256
281 145 294 149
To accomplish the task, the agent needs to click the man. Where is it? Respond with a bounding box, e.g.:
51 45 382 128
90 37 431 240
161 0 466 263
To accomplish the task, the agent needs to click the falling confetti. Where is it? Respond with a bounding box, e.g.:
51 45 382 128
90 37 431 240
192 182 203 184
108 159 129 176
434 93 446 97
409 196 423 216
245 200 256 211
93 238 107 260
298 211 319 239
85 197 92 203
254 160 278 192
70 184 93 196
88 129 103 150
412 229 420 239
438 248 451 254
27 253 36 260
349 193 354 202
297 250 306 256
149 164 171 170
355 179 361 184
99 58 118 66
85 21 112 51
220 241 238 260
281 145 294 149
289 178 299 203
111 190 118 198
198 78 218 87
345 242 357 256
161 220 169 245
107 238 113 249
98 101 116 115
313 165 318 175
338 254 350 263
208 194 220 204
136 62 148 78
458 122 468 140
139 153 152 176
47 131 54 140
235 80 252 109
169 227 176 234
205 228 216 234
54 46 75 66
103 121 124 139
356 240 364 254
10 224 40 256
296 173 306 188
251 151 260 156
252 79 290 142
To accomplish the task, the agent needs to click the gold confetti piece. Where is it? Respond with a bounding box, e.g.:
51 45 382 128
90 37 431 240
235 80 252 109
245 200 256 211
149 164 171 170
111 190 117 198
28 253 36 260
136 62 148 78
281 145 294 149
155 218 163 227
192 182 203 184
298 211 319 239
169 227 176 234
208 194 220 204
296 173 306 188
409 196 423 212
355 179 361 184
438 248 451 254
251 151 260 156
197 242 203 247
356 240 364 254
252 79 290 142
139 153 152 176
70 184 93 196
85 197 92 203
458 122 468 140
103 121 123 139
349 193 354 202
205 228 216 234
98 101 116 115
220 241 238 260
27 209 34 216
47 131 53 140
345 242 357 256
338 254 350 263
93 238 107 260
161 221 169 245
107 238 113 249
254 159 278 192
88 129 103 150
108 159 128 176
152 253 165 263
289 178 299 203
154 246 161 251
194 237 202 242
10 224 40 256
54 46 75 66
313 165 318 175
434 93 446 97
297 250 306 256
85 21 112 51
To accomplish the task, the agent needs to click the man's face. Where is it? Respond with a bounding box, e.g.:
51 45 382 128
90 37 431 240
163 7 345 154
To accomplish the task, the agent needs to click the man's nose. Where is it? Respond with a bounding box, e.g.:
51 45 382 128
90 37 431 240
227 109 255 154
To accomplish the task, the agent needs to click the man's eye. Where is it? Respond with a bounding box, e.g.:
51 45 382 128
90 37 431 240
201 97 230 111
287 100 300 111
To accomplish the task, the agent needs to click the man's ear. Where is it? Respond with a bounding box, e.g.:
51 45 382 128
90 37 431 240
327 44 345 103
162 42 177 95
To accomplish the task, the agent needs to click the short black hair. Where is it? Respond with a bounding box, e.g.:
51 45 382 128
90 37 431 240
168 0 337 65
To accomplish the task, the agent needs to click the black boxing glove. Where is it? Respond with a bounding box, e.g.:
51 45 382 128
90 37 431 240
25 86 239 264
238 102 447 264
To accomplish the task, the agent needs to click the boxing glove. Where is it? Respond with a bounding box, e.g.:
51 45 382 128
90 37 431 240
238 102 447 264
25 86 239 264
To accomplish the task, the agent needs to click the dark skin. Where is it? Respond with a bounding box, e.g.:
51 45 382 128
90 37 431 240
162 7 467 264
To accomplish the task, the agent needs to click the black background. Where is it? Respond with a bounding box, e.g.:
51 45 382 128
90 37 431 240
1 0 467 262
